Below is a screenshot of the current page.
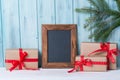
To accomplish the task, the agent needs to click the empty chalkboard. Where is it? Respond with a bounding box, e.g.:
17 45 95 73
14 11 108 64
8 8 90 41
42 24 77 68
48 30 71 62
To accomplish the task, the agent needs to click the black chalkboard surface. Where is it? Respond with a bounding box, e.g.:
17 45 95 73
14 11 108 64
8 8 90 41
48 30 71 62
42 24 77 68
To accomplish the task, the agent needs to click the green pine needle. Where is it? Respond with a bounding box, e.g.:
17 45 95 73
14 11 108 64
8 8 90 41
76 0 120 41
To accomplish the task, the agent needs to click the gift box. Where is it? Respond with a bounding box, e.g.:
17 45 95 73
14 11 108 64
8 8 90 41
80 42 118 70
5 48 38 71
69 56 107 72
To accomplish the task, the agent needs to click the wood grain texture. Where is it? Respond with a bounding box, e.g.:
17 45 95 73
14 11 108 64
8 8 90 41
1 0 20 48
73 0 91 55
55 0 73 24
42 24 76 68
74 0 91 42
19 0 38 48
0 0 3 67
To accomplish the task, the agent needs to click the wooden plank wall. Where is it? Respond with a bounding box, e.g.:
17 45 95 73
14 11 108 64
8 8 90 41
0 0 120 67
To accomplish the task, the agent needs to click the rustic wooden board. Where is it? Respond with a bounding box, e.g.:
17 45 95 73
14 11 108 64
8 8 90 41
55 0 73 24
19 0 38 48
73 0 91 55
0 0 3 66
1 0 20 48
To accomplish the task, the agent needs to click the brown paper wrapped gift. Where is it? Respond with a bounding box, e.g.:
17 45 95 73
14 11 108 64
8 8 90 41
80 42 117 70
75 56 107 72
5 48 38 71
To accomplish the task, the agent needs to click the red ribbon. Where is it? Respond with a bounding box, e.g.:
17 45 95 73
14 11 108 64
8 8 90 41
5 48 38 71
68 56 107 73
88 42 119 63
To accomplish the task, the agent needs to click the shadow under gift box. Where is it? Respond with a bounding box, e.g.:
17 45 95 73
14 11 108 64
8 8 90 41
5 49 38 70
80 42 117 70
76 56 107 72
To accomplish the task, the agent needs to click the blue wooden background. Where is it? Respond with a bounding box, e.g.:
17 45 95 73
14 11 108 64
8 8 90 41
0 0 120 67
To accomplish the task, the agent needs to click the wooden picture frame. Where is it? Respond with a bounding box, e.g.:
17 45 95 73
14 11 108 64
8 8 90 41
42 24 77 68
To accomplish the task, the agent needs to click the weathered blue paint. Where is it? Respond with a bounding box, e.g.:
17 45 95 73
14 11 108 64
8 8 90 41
19 0 38 48
0 0 4 67
56 0 73 24
0 0 120 67
2 0 20 48
73 0 91 55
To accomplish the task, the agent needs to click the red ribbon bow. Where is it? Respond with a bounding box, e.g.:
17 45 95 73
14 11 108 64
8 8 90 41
68 56 92 73
68 56 107 73
5 48 38 71
88 42 119 63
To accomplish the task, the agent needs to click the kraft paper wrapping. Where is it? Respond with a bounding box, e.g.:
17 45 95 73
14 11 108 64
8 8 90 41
80 42 117 70
76 56 107 72
5 49 38 70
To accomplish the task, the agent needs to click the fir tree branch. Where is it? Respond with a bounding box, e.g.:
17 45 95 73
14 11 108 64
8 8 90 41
76 8 99 14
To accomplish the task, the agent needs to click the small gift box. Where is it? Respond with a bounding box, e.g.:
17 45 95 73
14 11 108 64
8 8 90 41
68 56 107 72
80 42 118 70
5 48 38 71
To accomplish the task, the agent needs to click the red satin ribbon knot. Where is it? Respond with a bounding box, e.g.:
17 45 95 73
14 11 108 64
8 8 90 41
5 48 38 71
88 42 119 63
